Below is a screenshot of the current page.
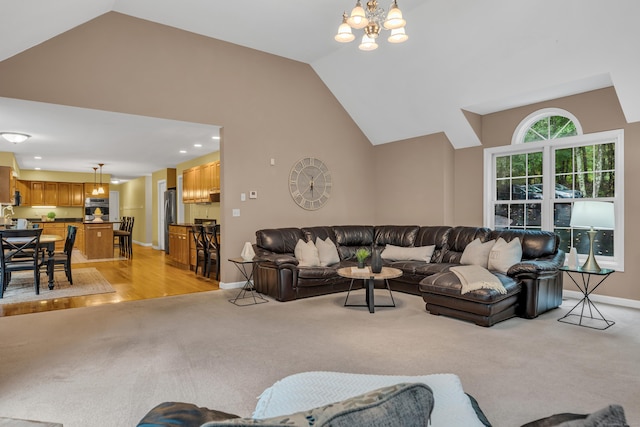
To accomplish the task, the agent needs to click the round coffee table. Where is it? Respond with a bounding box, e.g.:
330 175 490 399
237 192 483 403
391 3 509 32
337 266 402 313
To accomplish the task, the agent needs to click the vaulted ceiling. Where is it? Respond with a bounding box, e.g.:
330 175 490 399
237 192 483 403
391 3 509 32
1 0 639 179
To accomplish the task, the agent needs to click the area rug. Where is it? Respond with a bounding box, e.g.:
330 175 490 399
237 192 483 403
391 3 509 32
0 268 115 304
71 249 127 264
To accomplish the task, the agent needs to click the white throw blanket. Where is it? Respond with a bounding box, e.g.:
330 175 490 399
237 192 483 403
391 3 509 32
450 265 507 295
253 371 485 427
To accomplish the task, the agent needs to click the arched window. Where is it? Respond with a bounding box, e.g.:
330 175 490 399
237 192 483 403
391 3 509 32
484 109 624 271
512 108 583 145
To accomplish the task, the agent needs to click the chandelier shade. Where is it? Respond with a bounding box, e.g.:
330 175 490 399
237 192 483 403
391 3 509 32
336 0 408 49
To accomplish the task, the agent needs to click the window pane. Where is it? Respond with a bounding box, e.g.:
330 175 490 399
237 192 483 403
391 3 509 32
528 152 542 175
597 171 615 197
509 204 524 227
512 154 526 176
554 203 572 227
554 228 571 253
526 203 541 226
494 204 510 229
555 147 573 174
496 156 510 178
496 180 510 201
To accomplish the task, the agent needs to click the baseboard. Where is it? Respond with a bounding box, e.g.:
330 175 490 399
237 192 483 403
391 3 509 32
132 240 152 247
219 281 246 290
563 290 640 310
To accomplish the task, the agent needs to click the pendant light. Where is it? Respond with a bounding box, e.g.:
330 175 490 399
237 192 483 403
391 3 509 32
92 167 99 195
98 163 105 195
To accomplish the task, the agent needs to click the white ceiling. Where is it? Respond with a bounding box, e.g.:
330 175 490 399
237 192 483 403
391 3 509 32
1 0 639 180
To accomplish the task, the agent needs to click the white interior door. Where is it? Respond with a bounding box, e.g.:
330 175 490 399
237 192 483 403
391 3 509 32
109 191 120 229
158 180 167 251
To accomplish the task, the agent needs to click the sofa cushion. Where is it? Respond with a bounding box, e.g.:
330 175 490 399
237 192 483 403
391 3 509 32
419 270 520 303
488 237 522 273
315 237 340 266
333 226 374 261
137 401 239 427
460 238 496 268
441 227 492 264
374 225 420 247
489 229 559 260
202 383 434 427
294 239 320 267
256 228 305 254
381 244 435 262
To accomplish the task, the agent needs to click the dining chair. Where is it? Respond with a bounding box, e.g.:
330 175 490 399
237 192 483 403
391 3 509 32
0 228 45 298
48 225 77 285
114 216 134 258
191 225 207 276
204 223 220 281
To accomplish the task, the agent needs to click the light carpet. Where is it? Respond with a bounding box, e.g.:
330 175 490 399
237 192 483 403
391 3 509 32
0 268 115 304
0 290 638 427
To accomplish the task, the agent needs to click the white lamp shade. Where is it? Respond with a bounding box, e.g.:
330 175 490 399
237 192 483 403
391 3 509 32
347 3 368 29
570 201 615 229
384 3 406 30
358 34 378 51
388 27 408 43
335 22 356 42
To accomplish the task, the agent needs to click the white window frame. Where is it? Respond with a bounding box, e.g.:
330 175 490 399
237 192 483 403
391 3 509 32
484 129 624 271
511 108 583 145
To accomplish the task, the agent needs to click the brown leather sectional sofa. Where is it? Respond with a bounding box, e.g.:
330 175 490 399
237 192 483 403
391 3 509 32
253 225 565 326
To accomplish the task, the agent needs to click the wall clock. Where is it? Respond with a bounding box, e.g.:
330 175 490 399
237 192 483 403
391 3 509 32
289 157 332 210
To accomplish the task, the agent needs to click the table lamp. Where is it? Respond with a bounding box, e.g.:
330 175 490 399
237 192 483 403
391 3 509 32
569 201 615 272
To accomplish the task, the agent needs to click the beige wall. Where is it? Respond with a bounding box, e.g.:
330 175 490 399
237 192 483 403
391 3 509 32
0 12 374 284
118 176 147 244
373 133 455 225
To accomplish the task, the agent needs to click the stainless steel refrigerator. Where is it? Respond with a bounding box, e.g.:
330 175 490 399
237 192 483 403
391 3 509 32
164 189 177 253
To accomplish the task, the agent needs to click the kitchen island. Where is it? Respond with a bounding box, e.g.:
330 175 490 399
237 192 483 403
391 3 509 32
82 221 116 259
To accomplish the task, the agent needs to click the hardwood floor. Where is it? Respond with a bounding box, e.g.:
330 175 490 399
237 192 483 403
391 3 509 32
0 245 219 317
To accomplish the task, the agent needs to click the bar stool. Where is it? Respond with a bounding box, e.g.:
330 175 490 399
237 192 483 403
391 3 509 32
114 216 134 258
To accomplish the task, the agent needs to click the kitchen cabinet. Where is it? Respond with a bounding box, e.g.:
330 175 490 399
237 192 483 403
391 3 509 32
71 183 84 206
16 180 30 206
30 182 45 205
168 225 190 267
44 182 58 206
58 183 71 206
0 166 15 205
182 161 220 204
84 182 109 198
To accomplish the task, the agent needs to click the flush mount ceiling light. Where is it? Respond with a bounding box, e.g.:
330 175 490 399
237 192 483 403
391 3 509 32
0 132 31 144
335 0 408 51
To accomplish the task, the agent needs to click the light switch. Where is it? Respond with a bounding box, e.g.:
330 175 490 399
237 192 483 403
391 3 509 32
240 193 246 201
232 208 240 217
270 158 276 166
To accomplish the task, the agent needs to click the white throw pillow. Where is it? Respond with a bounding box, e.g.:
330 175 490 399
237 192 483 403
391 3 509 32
460 238 495 269
294 239 320 267
487 237 522 274
315 237 340 266
381 244 435 262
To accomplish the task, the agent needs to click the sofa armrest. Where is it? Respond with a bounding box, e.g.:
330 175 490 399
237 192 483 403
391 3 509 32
507 250 565 278
254 247 299 267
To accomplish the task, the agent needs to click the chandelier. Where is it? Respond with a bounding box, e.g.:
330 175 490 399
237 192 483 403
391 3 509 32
335 0 408 51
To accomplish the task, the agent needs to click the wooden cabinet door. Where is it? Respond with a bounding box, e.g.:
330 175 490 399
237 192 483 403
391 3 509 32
71 183 84 206
16 180 30 206
212 161 220 191
31 182 45 205
183 168 194 203
0 166 13 204
58 183 71 206
193 166 202 202
44 182 59 206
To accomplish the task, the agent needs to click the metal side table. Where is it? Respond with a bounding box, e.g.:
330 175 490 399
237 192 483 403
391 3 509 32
228 257 268 306
558 266 615 330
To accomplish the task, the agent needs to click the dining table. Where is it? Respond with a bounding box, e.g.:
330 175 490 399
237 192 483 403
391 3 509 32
6 233 64 290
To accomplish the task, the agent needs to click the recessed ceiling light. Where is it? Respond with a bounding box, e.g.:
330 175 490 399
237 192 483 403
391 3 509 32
212 136 220 140
35 167 41 170
34 156 42 160
179 150 187 154
194 144 202 148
